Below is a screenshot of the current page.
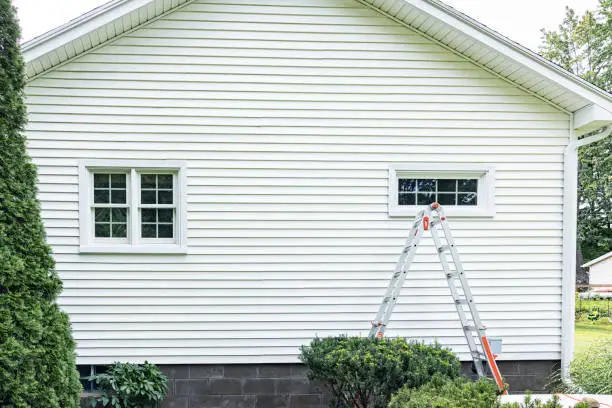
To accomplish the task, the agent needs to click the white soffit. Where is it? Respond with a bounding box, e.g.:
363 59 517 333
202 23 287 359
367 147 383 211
358 0 612 132
21 0 193 79
22 0 612 133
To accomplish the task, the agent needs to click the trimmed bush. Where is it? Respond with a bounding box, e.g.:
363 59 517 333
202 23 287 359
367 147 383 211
299 336 460 408
389 375 500 408
570 338 612 394
88 362 168 408
0 1 81 406
390 376 566 408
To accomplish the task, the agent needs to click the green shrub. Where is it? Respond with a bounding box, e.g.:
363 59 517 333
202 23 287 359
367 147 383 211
570 338 612 394
389 375 500 408
390 377 567 408
499 394 564 408
299 336 460 408
88 362 168 408
0 0 81 406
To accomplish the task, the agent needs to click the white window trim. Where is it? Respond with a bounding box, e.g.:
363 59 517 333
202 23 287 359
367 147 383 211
79 160 187 254
388 163 495 217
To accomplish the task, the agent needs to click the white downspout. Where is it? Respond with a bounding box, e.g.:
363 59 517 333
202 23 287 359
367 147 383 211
561 122 611 380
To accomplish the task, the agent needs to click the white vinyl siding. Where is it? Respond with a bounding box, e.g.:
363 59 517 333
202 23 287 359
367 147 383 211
25 0 569 365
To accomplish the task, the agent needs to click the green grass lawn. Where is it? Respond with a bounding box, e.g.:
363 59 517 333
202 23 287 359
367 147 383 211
575 319 612 355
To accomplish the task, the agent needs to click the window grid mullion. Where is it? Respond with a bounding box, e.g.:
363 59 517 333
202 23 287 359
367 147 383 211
130 169 138 244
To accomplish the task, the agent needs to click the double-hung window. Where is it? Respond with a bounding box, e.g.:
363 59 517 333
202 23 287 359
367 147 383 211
388 164 495 217
79 160 187 253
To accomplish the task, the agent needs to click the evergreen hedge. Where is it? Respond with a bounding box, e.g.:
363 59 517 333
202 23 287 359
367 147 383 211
300 336 460 408
0 0 81 406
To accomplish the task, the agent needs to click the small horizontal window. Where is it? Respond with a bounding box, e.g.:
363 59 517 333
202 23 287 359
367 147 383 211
388 164 495 217
397 178 478 207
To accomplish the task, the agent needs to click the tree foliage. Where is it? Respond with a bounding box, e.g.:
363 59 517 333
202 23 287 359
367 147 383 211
0 0 81 406
540 0 612 262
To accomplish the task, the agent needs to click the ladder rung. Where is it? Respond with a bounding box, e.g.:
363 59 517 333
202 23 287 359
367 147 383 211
454 298 469 305
471 351 487 361
437 245 450 253
463 324 485 332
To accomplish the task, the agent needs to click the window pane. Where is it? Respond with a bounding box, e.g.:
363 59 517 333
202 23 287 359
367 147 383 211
158 175 173 189
158 224 173 238
417 192 435 205
142 224 156 238
111 189 126 204
417 179 436 192
458 193 478 206
398 193 415 206
95 223 110 237
438 179 456 192
141 190 156 204
94 174 109 188
95 208 110 222
94 189 109 204
111 208 127 223
110 174 126 188
141 174 156 189
158 209 173 223
158 190 173 204
437 193 456 205
398 179 416 193
111 223 127 238
142 209 156 223
458 179 478 192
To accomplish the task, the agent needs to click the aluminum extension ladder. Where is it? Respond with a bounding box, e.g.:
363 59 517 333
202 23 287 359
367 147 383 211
369 202 506 393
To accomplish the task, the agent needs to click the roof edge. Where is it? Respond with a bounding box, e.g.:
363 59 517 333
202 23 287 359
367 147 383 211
582 251 612 268
22 0 156 62
417 0 612 112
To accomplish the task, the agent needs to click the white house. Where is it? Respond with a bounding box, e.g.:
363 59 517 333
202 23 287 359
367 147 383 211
21 0 612 404
582 251 612 292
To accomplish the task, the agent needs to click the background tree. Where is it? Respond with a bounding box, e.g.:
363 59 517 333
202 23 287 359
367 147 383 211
540 0 611 263
0 0 81 406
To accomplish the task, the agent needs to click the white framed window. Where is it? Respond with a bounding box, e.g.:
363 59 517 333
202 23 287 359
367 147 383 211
388 164 495 217
79 160 187 253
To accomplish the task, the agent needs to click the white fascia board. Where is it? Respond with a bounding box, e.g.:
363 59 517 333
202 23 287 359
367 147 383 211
573 104 612 136
582 251 612 268
404 0 612 113
22 0 156 62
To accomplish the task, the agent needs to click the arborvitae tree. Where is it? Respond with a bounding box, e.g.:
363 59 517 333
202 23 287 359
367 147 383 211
0 1 81 406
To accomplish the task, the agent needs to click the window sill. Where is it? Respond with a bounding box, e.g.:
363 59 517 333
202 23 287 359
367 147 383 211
79 245 187 254
389 206 495 218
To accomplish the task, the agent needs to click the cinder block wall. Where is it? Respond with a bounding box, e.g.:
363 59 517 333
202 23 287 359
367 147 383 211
160 364 327 408
155 361 558 407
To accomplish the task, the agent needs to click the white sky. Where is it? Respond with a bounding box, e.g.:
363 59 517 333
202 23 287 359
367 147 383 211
14 0 600 51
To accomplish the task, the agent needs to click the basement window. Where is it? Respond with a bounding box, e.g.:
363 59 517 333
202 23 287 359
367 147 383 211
388 164 495 217
78 365 108 393
79 160 187 253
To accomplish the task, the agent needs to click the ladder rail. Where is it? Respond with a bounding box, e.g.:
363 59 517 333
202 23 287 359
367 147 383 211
369 210 427 338
429 220 486 377
369 202 506 393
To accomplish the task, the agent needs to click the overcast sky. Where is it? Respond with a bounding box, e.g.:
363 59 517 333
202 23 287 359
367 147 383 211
14 0 600 51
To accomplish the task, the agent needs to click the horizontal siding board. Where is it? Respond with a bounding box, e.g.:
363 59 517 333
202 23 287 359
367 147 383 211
26 0 568 364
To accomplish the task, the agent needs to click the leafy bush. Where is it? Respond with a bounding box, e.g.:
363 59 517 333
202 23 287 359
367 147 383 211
299 336 460 408
88 362 168 408
390 377 567 408
0 1 81 406
388 375 501 408
499 394 564 408
570 339 612 394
